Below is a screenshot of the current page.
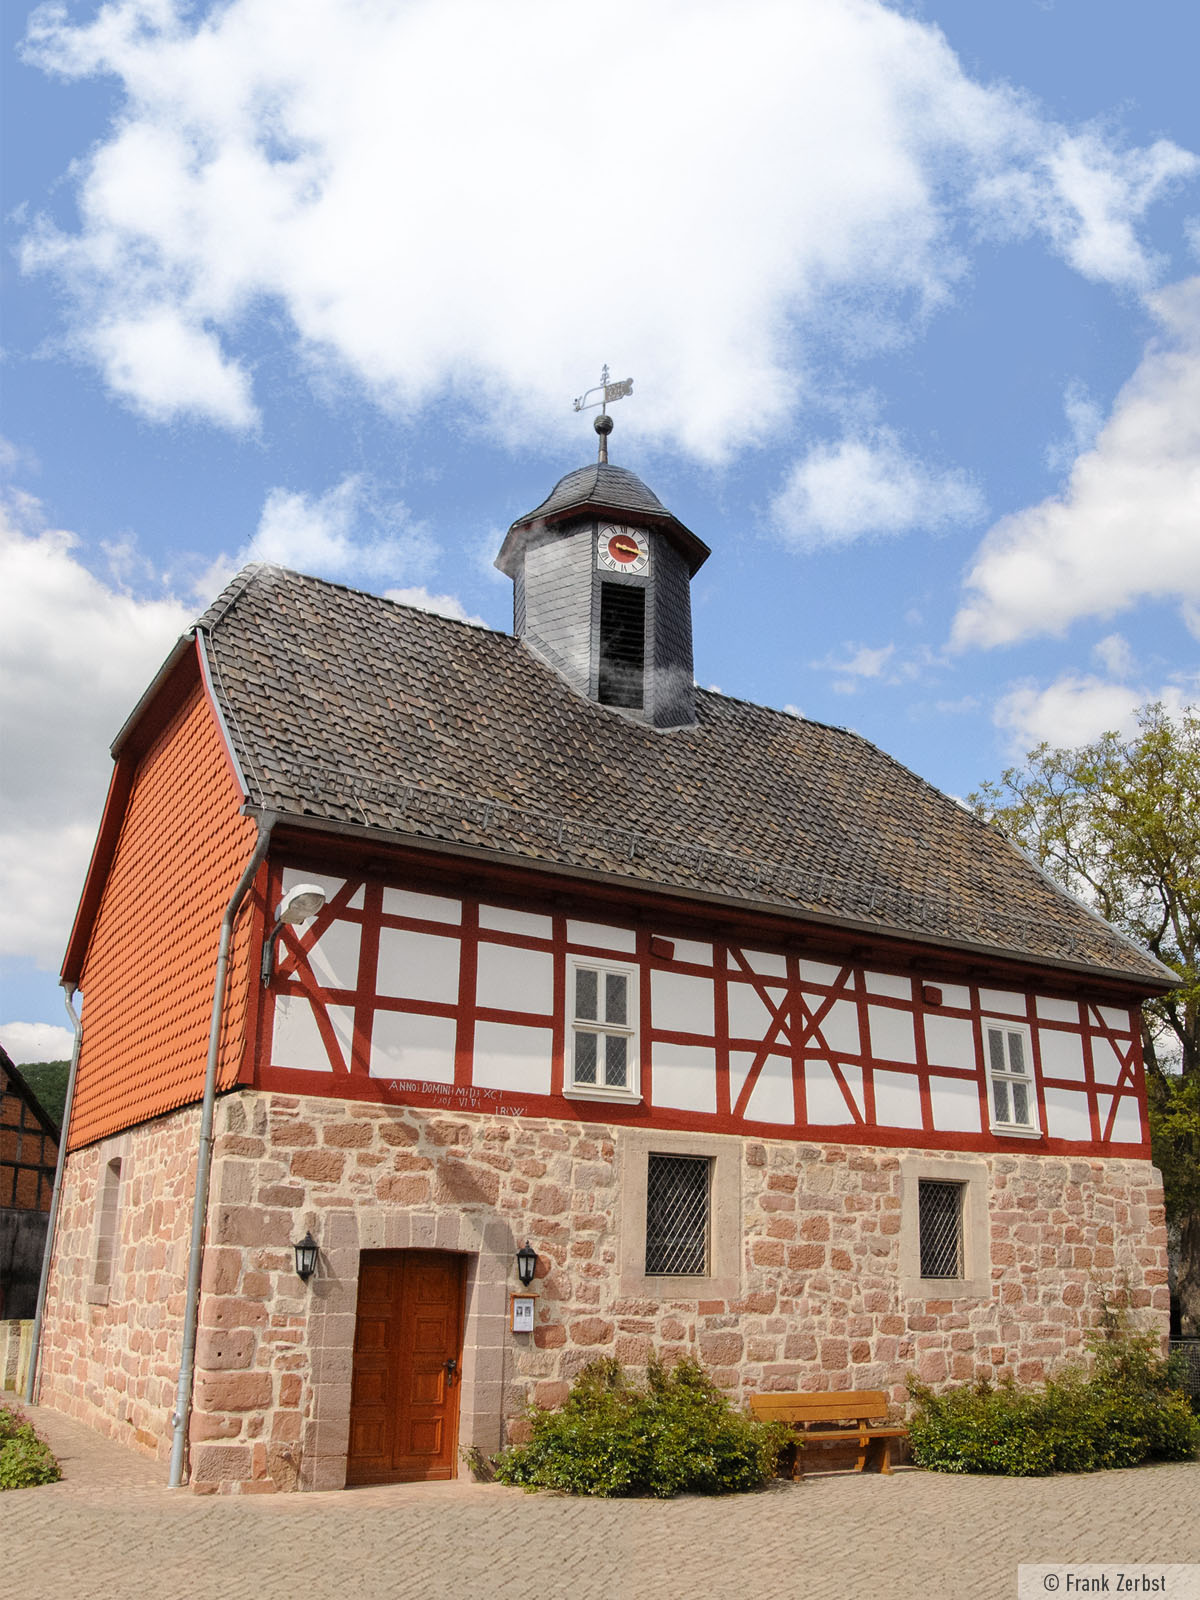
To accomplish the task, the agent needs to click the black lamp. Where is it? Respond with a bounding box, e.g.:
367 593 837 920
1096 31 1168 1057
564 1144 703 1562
293 1231 319 1282
515 1240 538 1287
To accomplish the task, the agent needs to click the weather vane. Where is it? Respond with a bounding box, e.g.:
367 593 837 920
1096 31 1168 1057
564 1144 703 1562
573 364 633 463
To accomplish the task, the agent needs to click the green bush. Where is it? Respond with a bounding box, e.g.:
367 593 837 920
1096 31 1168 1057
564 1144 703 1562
0 1401 62 1491
491 1355 789 1498
907 1319 1200 1477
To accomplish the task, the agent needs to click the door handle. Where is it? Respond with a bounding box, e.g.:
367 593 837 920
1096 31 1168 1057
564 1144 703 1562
444 1357 458 1384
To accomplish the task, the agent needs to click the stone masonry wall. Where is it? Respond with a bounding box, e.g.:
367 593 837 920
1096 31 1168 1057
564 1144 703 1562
37 1105 200 1459
185 1090 1168 1494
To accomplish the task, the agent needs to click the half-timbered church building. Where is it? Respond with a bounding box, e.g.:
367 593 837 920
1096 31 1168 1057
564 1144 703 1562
33 430 1174 1492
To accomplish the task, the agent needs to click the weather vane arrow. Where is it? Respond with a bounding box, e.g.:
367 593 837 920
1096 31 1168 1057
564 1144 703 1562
573 364 633 463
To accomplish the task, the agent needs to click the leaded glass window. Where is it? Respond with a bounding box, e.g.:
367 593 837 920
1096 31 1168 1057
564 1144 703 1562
918 1179 963 1279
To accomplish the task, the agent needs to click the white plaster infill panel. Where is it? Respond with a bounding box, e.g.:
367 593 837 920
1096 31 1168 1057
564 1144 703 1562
651 1042 717 1114
978 988 1026 1016
1101 1094 1143 1144
476 942 554 1015
924 1012 974 1070
928 1075 981 1133
1043 1086 1093 1142
668 938 713 966
566 920 636 953
1091 1037 1128 1085
377 926 460 1004
804 1060 862 1124
651 969 714 1035
814 997 860 1055
473 1021 553 1095
1037 995 1080 1025
478 904 552 940
927 981 970 1011
618 1127 742 1300
303 918 361 991
797 958 844 987
868 1005 917 1064
739 948 787 979
1038 1029 1087 1081
271 994 353 1072
1097 1005 1134 1033
874 1069 924 1129
727 980 777 1040
742 1054 794 1124
898 1153 990 1301
282 868 362 910
382 887 462 924
369 1010 456 1082
864 970 911 1000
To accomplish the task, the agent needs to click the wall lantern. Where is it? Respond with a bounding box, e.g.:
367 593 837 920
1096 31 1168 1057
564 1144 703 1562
261 882 328 985
293 1231 320 1282
515 1240 539 1287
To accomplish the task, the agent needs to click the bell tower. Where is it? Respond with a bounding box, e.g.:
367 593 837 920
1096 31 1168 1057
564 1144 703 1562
494 397 710 729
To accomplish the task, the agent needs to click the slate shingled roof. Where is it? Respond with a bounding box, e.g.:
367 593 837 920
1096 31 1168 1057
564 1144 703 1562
197 564 1171 988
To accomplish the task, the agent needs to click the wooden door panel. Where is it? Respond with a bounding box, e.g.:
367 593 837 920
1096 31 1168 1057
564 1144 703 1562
346 1249 464 1485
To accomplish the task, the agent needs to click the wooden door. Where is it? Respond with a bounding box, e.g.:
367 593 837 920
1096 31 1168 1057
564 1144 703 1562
346 1249 465 1485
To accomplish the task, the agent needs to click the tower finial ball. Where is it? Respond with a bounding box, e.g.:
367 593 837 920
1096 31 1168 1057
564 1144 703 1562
594 413 614 436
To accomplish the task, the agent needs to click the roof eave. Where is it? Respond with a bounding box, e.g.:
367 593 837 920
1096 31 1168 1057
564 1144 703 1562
258 808 1174 997
496 502 710 579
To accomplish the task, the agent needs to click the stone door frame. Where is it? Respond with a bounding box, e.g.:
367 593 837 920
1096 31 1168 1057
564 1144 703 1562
302 1208 513 1491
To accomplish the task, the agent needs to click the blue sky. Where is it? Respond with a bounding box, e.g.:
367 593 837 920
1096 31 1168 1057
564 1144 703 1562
3 0 1199 1058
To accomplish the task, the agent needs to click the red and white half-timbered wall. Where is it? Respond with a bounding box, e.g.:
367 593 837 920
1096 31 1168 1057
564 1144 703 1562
255 862 1149 1159
39 842 1167 1494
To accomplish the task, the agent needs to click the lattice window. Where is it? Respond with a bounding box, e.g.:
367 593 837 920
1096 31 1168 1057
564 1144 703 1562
570 960 638 1097
645 1154 710 1276
918 1179 963 1279
985 1023 1039 1132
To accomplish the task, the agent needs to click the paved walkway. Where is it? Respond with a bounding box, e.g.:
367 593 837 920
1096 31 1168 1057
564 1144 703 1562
5 1403 1199 1600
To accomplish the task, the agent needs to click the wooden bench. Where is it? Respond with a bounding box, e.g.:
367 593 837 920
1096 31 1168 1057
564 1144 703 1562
749 1390 908 1478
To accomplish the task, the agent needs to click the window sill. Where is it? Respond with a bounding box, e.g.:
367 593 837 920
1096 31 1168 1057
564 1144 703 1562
86 1285 110 1306
563 1085 642 1107
989 1123 1043 1140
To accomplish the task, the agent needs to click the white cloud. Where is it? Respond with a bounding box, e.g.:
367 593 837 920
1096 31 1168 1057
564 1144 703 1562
384 586 487 627
0 495 192 967
87 309 257 428
1044 378 1103 472
1 1020 75 1064
994 670 1200 754
772 430 985 547
19 0 1196 456
200 475 436 598
1091 632 1136 678
953 278 1200 649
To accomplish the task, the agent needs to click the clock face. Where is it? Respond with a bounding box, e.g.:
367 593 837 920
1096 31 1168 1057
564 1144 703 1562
596 525 649 575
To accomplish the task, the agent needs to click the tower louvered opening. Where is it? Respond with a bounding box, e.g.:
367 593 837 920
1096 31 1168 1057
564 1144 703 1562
598 582 645 709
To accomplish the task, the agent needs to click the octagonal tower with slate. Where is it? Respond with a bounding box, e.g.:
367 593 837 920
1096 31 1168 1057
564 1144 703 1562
495 462 710 729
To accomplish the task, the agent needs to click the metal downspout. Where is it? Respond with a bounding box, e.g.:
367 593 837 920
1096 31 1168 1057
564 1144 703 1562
23 983 85 1404
168 817 274 1489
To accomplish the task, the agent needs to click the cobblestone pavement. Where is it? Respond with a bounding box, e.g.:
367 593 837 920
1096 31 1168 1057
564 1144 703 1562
6 1404 1199 1600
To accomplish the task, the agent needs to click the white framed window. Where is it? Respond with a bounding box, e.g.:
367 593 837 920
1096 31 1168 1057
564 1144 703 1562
566 957 640 1102
984 1020 1041 1136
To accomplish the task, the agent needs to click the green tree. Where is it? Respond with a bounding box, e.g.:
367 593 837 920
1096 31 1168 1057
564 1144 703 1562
970 703 1200 1333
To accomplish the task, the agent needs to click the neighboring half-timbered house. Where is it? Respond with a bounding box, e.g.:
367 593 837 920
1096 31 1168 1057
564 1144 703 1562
35 455 1174 1492
1 1046 59 1321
